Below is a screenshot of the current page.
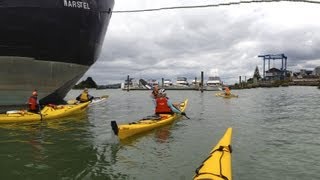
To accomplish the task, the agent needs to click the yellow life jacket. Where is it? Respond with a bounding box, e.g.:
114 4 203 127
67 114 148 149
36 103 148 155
79 92 89 102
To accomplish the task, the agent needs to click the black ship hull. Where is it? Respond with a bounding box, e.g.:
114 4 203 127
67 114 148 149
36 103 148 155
0 0 114 105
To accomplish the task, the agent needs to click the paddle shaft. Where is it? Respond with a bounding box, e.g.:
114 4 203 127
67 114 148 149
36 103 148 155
172 104 190 119
182 114 190 119
38 104 43 121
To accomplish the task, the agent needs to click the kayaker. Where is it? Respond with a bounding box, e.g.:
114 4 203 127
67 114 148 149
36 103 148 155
155 89 186 116
76 88 94 103
28 90 40 113
224 86 231 96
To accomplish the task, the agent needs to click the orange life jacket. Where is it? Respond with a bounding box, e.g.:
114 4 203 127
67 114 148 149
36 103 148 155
155 97 172 114
28 96 38 111
225 87 231 95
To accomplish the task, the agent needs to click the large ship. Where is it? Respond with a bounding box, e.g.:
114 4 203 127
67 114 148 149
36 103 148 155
0 0 115 106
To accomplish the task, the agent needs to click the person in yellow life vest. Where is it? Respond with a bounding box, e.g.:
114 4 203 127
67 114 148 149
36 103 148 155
76 88 94 103
224 86 231 96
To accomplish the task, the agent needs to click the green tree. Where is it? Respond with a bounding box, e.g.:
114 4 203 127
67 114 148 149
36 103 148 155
74 77 98 89
253 66 261 80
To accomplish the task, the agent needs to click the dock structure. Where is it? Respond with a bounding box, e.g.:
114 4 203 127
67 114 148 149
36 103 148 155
122 71 224 91
258 54 287 80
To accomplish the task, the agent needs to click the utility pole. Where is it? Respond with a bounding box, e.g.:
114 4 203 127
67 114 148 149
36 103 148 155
127 75 130 92
201 71 204 93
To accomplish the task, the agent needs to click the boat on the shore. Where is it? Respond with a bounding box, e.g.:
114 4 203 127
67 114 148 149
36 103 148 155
0 0 115 106
205 76 223 91
163 79 173 87
121 78 152 91
148 79 159 87
176 77 189 87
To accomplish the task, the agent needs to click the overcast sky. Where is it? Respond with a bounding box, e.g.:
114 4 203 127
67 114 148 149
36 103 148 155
83 0 320 85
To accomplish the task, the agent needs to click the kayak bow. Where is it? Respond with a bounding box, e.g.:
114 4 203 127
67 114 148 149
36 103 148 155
194 128 233 180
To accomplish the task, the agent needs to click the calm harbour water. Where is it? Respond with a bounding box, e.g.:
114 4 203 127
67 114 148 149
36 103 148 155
0 86 319 180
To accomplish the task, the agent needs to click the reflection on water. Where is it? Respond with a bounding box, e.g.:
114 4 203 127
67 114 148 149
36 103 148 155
0 87 319 179
154 125 171 143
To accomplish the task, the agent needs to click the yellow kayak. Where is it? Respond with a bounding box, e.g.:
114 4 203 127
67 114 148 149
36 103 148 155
0 102 90 123
111 99 188 140
215 92 238 98
194 128 233 180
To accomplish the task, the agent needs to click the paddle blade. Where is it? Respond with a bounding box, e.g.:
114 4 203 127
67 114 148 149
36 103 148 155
111 121 119 135
94 95 109 99
183 114 190 119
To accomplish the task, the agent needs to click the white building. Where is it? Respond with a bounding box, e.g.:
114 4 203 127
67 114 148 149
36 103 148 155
314 66 320 76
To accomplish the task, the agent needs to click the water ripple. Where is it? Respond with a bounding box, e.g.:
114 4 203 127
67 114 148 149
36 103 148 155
0 87 319 179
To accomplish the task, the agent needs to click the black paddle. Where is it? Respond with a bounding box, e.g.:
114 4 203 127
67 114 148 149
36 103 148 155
111 121 119 135
181 112 190 119
38 104 43 121
172 104 190 119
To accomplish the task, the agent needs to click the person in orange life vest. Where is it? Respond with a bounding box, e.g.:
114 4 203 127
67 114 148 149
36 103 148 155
76 88 94 103
28 90 40 113
224 86 231 96
155 89 185 115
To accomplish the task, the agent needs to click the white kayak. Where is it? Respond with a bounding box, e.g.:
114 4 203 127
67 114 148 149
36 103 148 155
89 95 108 106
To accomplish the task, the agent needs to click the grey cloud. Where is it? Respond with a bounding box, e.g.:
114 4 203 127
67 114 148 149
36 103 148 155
83 2 320 85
